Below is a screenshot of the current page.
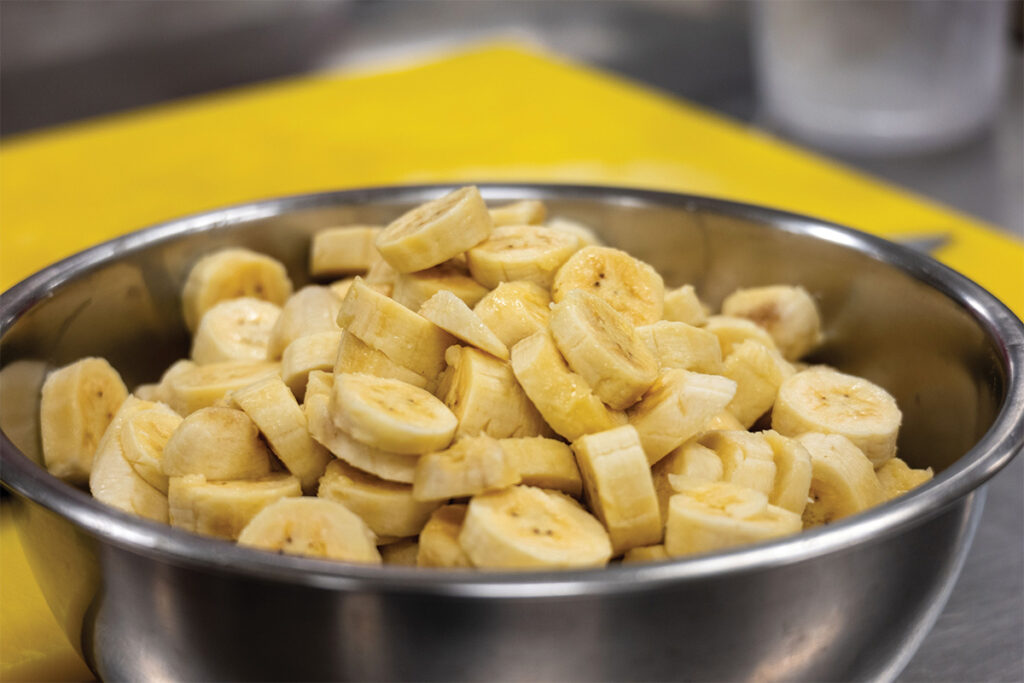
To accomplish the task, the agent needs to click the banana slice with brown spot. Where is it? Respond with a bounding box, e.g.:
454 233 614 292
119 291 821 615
473 281 551 349
419 291 509 360
466 224 582 289
721 285 823 361
551 246 664 326
181 248 293 332
795 432 884 527
418 504 474 568
412 435 520 502
266 286 342 360
169 472 301 540
309 226 383 278
162 406 273 480
237 497 381 564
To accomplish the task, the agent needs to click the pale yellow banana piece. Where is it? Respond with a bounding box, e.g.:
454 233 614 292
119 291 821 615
362 258 399 296
168 472 301 540
376 186 493 272
438 345 550 440
489 199 547 226
120 406 183 493
237 497 382 563
164 359 280 416
472 281 551 349
509 330 624 442
698 430 777 495
40 357 129 485
132 383 164 402
572 425 662 554
266 285 342 360
546 217 603 246
89 396 169 523
329 277 392 300
304 370 334 403
333 330 430 390
721 285 823 361
459 486 613 569
280 331 343 401
181 248 293 332
162 406 273 480
145 359 196 409
419 291 509 360
637 321 722 375
319 459 441 538
304 392 418 483
762 430 813 515
704 316 779 358
662 285 709 326
705 410 745 432
652 441 725 521
337 277 455 379
622 545 669 564
190 297 281 365
381 538 420 566
392 261 490 311
418 504 474 568
498 437 582 498
331 373 457 455
551 246 664 326
626 369 737 465
773 366 902 467
309 226 383 278
795 432 884 527
230 375 331 493
664 481 801 557
721 339 795 428
876 457 934 500
550 289 659 409
412 435 520 502
466 224 581 289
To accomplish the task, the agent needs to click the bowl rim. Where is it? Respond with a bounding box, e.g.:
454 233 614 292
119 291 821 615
2 182 1022 596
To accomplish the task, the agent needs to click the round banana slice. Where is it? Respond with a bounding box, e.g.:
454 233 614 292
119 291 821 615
418 504 474 568
190 297 281 365
663 284 709 327
266 286 342 360
795 432 884 527
466 224 582 289
876 457 934 500
376 186 493 272
550 289 659 410
392 261 490 311
309 226 383 278
473 281 551 349
721 285 823 361
412 435 521 502
551 246 664 326
762 430 813 515
720 339 795 428
459 486 613 569
181 248 293 332
40 357 129 485
120 406 183 493
237 497 382 564
168 472 302 540
772 366 902 467
419 291 509 360
489 199 547 226
162 406 273 480
498 437 582 498
331 373 457 455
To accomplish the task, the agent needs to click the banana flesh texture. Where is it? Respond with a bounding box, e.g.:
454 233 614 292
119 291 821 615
473 281 551 349
498 437 582 498
876 457 933 500
773 366 902 467
162 406 273 480
412 435 521 502
459 486 613 569
309 226 383 278
120 407 183 493
704 315 779 358
181 248 293 332
190 298 281 365
721 339 795 428
795 432 884 527
466 224 582 289
280 331 343 401
169 472 301 540
551 246 665 326
763 430 813 515
381 538 420 566
266 285 342 359
40 357 129 485
237 497 382 564
622 544 669 564
698 431 777 496
637 321 722 375
663 285 709 326
653 441 726 522
333 330 430 391
721 285 823 361
488 199 547 227
418 504 474 568
419 290 509 360
164 359 280 416
392 261 489 311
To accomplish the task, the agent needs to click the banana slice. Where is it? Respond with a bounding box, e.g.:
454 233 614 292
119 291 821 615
498 437 583 498
330 277 393 301
162 406 273 480
419 291 509 360
550 289 659 409
333 331 430 391
309 226 383 278
120 406 183 493
392 261 490 311
509 330 624 442
412 435 520 502
551 246 664 326
652 441 725 522
626 369 737 465
89 396 169 523
664 481 801 557
876 457 934 500
705 410 745 432
721 285 823 361
704 316 779 358
663 284 709 326
280 331 343 401
168 472 302 540
381 538 420 566
376 186 493 272
230 375 331 493
438 345 550 440
466 224 582 289
331 373 457 455
762 430 813 515
304 370 334 403
622 544 669 564
319 459 441 538
473 281 551 349
337 277 456 379
266 286 343 360
363 258 399 296
142 359 195 409
795 432 884 527
572 425 662 554
546 217 603 247
489 199 547 226
418 504 474 568
721 340 795 428
637 321 723 375
181 248 293 332
772 366 902 467
164 359 280 416
459 486 613 569
191 298 281 365
237 497 382 564
698 430 777 495
40 357 129 485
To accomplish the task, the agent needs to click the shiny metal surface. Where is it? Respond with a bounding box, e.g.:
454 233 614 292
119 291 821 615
1 184 1022 682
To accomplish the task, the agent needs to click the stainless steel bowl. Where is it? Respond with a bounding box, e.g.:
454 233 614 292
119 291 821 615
2 184 1022 682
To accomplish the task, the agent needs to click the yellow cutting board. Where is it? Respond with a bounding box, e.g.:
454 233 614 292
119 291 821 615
1 42 1021 681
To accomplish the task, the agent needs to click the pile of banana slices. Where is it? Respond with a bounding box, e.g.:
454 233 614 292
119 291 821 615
39 187 933 570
